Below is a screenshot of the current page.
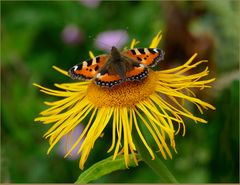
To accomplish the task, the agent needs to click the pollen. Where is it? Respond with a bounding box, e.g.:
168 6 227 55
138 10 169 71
86 71 158 107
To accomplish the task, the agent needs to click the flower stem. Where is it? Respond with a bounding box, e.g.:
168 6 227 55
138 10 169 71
133 126 178 183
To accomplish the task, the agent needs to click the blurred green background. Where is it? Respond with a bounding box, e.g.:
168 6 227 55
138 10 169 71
1 1 239 183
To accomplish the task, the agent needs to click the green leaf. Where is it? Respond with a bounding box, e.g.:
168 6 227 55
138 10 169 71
75 154 139 183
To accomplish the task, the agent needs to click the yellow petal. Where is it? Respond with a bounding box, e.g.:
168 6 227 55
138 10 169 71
149 31 162 48
52 66 70 77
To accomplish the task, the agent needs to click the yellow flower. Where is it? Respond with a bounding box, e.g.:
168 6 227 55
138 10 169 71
34 32 215 170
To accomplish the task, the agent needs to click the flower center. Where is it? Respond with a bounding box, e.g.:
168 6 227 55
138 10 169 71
86 71 158 107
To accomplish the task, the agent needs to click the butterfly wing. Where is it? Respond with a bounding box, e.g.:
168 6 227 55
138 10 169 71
126 63 149 81
123 48 164 67
94 69 123 88
68 55 108 80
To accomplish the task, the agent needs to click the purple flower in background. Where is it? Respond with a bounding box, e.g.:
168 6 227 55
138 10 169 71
80 0 101 8
58 125 84 160
95 30 129 52
61 24 83 45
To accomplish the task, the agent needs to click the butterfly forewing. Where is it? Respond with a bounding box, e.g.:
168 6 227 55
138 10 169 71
68 55 108 80
124 48 164 67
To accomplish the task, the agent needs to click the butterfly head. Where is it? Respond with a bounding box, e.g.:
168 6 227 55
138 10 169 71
110 46 122 62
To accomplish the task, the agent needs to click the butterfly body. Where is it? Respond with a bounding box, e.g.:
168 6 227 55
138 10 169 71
69 46 164 88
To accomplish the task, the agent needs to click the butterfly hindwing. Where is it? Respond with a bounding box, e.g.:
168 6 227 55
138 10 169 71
126 63 149 81
68 55 108 80
94 69 123 88
124 48 164 67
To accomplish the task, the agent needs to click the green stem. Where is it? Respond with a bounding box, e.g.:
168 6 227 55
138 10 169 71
133 126 178 183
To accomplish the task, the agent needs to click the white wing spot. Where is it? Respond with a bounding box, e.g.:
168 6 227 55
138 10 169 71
92 58 96 65
73 66 78 70
82 61 88 67
144 48 150 54
153 49 158 53
134 49 141 55
96 73 101 78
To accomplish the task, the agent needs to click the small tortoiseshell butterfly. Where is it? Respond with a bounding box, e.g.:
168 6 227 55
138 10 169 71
68 46 164 88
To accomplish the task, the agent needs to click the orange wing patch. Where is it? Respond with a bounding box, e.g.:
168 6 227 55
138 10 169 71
124 48 164 67
126 65 149 81
69 55 108 80
95 73 122 88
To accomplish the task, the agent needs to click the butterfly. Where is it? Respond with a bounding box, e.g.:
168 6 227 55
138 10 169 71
68 46 165 88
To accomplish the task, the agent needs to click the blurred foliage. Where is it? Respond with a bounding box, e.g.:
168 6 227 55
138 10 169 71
1 1 239 183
